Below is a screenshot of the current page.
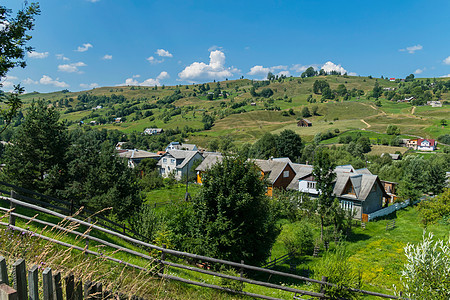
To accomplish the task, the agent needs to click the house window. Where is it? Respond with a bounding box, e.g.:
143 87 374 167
283 170 289 178
307 181 316 189
171 159 175 164
163 158 167 163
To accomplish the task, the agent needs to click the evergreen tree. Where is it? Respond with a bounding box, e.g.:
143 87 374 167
277 130 303 161
3 100 69 193
191 155 278 265
313 148 336 241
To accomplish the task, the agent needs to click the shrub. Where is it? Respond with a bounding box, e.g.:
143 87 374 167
395 233 450 299
280 221 314 256
314 247 362 299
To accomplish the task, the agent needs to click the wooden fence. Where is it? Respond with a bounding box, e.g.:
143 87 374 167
0 256 143 300
0 189 402 300
262 253 294 269
0 181 149 242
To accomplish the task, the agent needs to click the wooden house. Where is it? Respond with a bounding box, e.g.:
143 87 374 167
297 119 312 127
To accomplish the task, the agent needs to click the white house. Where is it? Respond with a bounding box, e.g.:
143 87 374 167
158 150 203 180
416 138 436 151
144 128 163 135
118 149 161 168
165 142 198 152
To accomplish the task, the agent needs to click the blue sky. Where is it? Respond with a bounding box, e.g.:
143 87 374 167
2 0 450 93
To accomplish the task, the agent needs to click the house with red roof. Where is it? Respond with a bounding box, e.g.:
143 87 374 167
417 138 436 151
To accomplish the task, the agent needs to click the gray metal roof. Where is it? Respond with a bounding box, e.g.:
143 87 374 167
118 149 160 159
196 154 223 171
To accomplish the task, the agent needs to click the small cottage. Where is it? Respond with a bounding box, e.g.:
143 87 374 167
297 119 312 127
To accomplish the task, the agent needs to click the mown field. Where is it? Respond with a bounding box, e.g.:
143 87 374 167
17 75 449 150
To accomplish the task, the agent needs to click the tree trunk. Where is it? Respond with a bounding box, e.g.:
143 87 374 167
320 215 324 241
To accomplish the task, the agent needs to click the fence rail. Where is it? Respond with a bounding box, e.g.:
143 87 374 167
0 256 143 300
0 181 149 242
0 189 401 300
262 252 294 269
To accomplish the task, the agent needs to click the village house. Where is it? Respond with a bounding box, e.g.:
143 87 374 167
292 165 389 221
381 180 398 205
426 101 442 107
144 128 164 135
196 155 296 196
165 142 198 152
297 119 312 127
118 149 161 168
417 138 436 151
158 150 203 180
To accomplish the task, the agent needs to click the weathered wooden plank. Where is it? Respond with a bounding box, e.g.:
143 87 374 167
12 259 27 300
42 268 53 300
52 271 63 300
0 257 8 285
9 191 16 226
64 274 74 300
95 282 102 300
74 279 82 300
28 265 39 300
0 283 18 300
84 280 94 300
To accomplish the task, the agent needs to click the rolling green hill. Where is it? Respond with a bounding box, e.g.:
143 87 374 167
17 75 450 149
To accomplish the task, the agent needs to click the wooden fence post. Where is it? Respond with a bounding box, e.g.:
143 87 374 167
12 259 27 300
9 191 16 226
84 280 94 300
95 282 102 300
42 268 53 300
0 283 18 300
0 257 8 285
74 279 82 300
52 271 63 300
239 260 244 278
160 244 166 274
64 274 74 300
28 265 39 300
319 276 328 299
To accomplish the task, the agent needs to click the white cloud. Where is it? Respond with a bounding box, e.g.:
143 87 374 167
23 78 38 85
39 75 69 88
399 44 423 54
321 61 348 74
178 50 238 82
119 71 170 86
441 74 450 78
28 51 49 59
290 64 309 73
248 65 290 78
87 0 100 2
208 45 223 52
414 68 425 74
147 56 164 64
443 56 450 65
1 75 18 89
102 54 112 60
157 71 170 80
80 83 99 89
132 74 141 78
155 49 173 57
75 43 93 52
56 54 70 61
58 62 87 73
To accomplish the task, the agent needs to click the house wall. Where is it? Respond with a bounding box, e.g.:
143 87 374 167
273 164 296 189
173 153 203 181
362 183 384 214
417 145 434 151
298 180 319 195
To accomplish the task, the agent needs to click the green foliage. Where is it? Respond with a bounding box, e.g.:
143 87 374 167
219 266 245 292
3 100 69 193
190 155 278 266
259 88 274 98
405 73 415 82
251 132 279 159
372 82 383 99
418 189 450 226
280 220 314 256
129 203 161 241
396 233 450 299
0 3 40 133
314 247 362 299
313 80 330 94
301 106 311 117
276 129 303 161
386 124 400 135
301 67 316 78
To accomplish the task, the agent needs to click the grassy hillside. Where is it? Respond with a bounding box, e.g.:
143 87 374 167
17 75 450 149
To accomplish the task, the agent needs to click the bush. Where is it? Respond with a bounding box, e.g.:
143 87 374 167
314 247 362 299
395 233 450 299
280 221 314 256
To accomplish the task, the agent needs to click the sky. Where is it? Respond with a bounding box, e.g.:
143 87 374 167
1 0 450 93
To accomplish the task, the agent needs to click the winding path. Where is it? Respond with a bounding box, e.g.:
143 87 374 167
360 119 371 129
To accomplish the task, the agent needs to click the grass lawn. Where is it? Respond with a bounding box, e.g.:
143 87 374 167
268 205 449 297
144 184 201 206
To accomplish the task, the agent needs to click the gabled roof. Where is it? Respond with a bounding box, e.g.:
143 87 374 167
418 138 435 147
118 149 160 159
253 159 292 184
288 163 314 190
355 168 373 175
196 154 223 171
166 150 201 169
333 173 388 201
